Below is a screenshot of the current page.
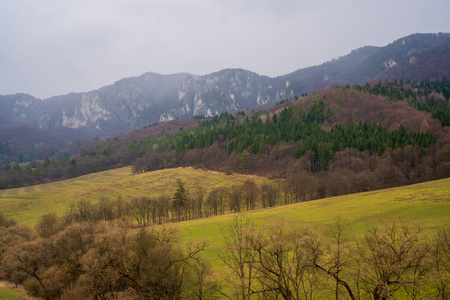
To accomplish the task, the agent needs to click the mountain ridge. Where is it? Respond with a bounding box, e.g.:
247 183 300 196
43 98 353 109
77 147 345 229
1 32 450 164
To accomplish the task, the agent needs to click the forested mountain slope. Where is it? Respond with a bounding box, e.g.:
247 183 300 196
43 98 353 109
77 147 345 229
1 80 450 300
1 33 449 165
2 79 449 197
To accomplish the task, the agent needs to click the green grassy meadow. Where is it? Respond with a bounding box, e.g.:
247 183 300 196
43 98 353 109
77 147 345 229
0 166 448 238
0 286 27 300
174 177 450 263
0 167 268 225
1 166 448 240
0 167 449 297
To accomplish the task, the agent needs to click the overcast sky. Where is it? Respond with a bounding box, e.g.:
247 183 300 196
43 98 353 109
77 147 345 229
1 0 449 99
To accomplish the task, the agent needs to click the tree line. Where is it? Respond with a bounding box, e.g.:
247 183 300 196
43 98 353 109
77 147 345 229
31 178 312 230
1 79 449 193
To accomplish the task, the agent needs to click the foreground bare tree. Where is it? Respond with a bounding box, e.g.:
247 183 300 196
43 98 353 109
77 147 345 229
219 216 258 300
247 221 313 300
1 238 54 298
184 259 220 300
220 217 448 300
79 225 128 299
358 222 429 300
306 219 356 300
221 217 320 300
2 210 450 299
430 228 450 299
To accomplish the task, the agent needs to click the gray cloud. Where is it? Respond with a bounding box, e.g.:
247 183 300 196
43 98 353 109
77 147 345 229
1 0 449 99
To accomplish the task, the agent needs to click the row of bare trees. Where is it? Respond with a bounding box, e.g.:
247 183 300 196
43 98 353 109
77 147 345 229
1 214 449 299
32 179 306 232
220 216 450 300
26 163 450 238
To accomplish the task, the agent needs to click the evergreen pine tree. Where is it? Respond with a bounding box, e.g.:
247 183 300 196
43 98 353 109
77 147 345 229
239 150 251 169
172 179 187 221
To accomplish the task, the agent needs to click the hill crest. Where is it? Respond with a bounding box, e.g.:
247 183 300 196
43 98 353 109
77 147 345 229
1 33 450 165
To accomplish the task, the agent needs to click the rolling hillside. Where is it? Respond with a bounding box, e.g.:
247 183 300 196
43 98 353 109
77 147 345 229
0 167 448 299
0 166 268 225
0 166 448 235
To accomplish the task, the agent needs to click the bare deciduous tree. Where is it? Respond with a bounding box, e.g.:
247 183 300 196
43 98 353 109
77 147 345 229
306 218 356 300
193 186 206 219
260 182 280 208
430 228 450 299
129 197 153 226
247 221 316 300
35 213 60 238
228 185 243 213
219 215 258 300
1 238 53 297
242 180 258 211
358 221 429 300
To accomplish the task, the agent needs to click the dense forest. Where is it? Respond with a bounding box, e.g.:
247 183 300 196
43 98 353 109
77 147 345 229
353 78 450 126
1 80 450 199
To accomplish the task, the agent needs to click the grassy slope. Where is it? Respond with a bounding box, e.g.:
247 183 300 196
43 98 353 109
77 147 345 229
176 177 450 263
0 286 27 300
0 167 268 225
0 167 449 297
0 166 448 260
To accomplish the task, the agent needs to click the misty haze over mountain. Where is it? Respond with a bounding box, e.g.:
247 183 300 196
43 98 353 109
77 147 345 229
1 33 450 163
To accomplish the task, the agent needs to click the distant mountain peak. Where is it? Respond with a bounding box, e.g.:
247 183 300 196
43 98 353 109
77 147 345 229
1 32 449 164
